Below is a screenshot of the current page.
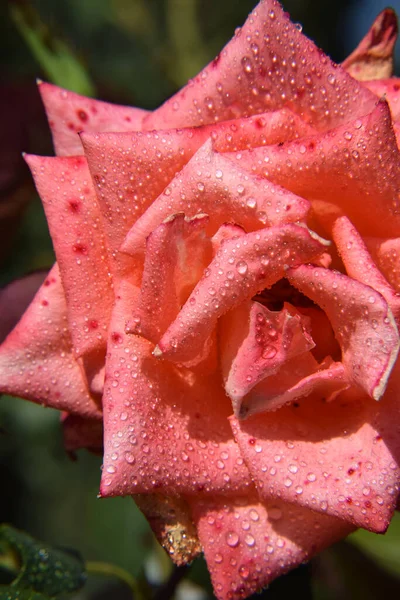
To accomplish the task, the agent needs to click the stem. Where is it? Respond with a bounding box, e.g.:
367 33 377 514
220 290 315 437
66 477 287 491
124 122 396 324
86 560 147 600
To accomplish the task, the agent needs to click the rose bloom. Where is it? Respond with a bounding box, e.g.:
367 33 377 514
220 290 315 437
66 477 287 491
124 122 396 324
2 1 400 598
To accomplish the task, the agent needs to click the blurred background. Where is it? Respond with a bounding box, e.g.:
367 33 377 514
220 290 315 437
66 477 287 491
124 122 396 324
1 0 400 598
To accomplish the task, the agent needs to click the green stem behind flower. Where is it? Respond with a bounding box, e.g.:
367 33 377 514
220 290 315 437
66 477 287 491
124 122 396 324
86 560 146 600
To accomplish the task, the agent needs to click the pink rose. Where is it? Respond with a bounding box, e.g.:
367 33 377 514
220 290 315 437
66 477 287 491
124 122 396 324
2 1 400 598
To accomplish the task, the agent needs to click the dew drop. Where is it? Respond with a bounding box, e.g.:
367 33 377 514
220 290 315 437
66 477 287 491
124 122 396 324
236 260 248 275
226 531 240 547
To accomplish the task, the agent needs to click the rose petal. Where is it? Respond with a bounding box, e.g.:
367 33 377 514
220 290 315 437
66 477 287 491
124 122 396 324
228 100 400 237
38 81 148 156
341 9 398 80
296 306 340 362
127 213 212 343
25 154 114 357
100 280 251 497
210 108 316 151
190 493 353 600
220 301 315 414
144 0 376 131
287 264 399 400
365 236 400 292
80 127 214 268
0 264 101 417
230 369 400 532
61 413 103 454
0 270 47 343
332 215 400 318
363 78 400 122
121 139 310 256
134 494 201 565
239 356 349 418
156 224 326 363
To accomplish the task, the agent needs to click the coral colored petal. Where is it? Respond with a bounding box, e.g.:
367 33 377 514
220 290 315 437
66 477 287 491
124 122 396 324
363 78 400 120
231 369 400 532
134 494 201 565
80 128 213 267
144 0 376 131
332 216 400 318
229 101 400 237
220 301 314 414
61 413 103 454
239 356 348 418
80 110 312 259
25 154 114 358
341 9 398 80
38 82 148 156
127 213 212 343
287 264 399 400
0 264 101 417
209 108 316 152
365 236 400 292
0 271 47 343
121 140 310 256
296 307 340 362
156 224 326 363
101 281 251 497
190 493 353 600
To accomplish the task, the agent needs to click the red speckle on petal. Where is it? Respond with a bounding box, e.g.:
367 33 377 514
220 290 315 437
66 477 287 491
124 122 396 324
68 199 81 213
67 122 75 131
111 332 122 344
88 320 98 330
77 109 88 122
248 438 256 445
212 54 221 68
124 116 131 122
347 468 355 475
73 243 88 255
41 300 48 307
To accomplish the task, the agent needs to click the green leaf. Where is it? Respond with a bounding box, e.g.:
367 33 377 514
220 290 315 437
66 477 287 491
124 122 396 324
9 4 95 96
0 525 86 598
0 589 50 600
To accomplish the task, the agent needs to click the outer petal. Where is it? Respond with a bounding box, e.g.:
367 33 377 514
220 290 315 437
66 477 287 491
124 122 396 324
190 493 353 600
25 154 114 357
341 9 398 80
101 280 251 497
0 264 101 417
287 264 399 400
127 213 212 343
144 0 376 130
121 139 310 256
228 101 400 237
220 301 315 413
332 215 400 318
230 368 400 532
61 413 103 454
38 82 148 156
156 224 327 363
363 78 400 120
